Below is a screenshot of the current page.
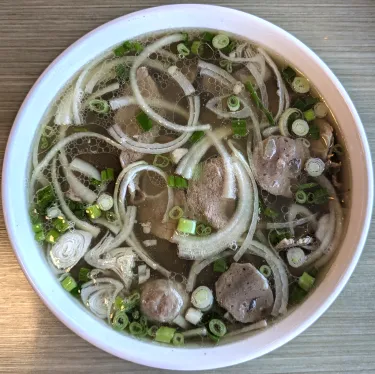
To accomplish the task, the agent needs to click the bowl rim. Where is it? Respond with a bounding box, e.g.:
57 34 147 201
2 4 373 371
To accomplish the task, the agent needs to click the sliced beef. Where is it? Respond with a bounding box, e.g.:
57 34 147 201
186 157 235 230
309 119 334 161
136 188 187 242
215 263 274 323
140 279 188 323
253 136 309 197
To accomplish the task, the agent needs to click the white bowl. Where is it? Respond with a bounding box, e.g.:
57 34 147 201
2 4 373 371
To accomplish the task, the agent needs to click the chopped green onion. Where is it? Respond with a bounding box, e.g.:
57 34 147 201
191 40 203 55
191 286 214 311
147 325 158 337
264 207 279 219
36 184 55 213
30 208 40 224
292 119 309 137
112 310 129 331
114 296 124 311
88 99 110 114
32 221 43 233
132 309 140 320
40 136 49 150
46 205 62 219
314 102 328 118
61 274 77 292
292 77 310 94
213 258 228 273
177 43 190 57
332 144 344 156
115 64 129 82
86 205 102 219
289 284 307 304
78 267 91 282
282 66 296 83
259 265 272 278
113 45 126 57
304 108 316 122
202 32 214 42
212 34 230 49
177 218 196 235
189 130 205 143
132 41 144 53
298 272 315 292
90 178 101 187
196 223 212 236
167 175 188 189
232 119 247 137
106 211 118 223
140 316 148 327
293 96 319 112
208 319 227 337
120 291 141 312
97 193 114 211
100 168 114 182
153 155 170 168
114 41 143 56
208 331 220 343
221 40 236 55
269 229 291 246
155 326 176 343
181 32 189 42
172 333 185 346
53 217 70 233
312 188 330 205
167 175 175 187
45 229 60 244
136 111 153 132
71 126 89 133
308 124 320 140
297 182 318 190
34 231 45 242
245 81 274 125
168 206 184 220
129 321 144 336
287 247 306 268
307 192 315 204
227 95 240 112
295 190 307 204
305 158 325 177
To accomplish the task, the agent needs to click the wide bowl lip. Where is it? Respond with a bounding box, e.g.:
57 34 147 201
2 4 374 371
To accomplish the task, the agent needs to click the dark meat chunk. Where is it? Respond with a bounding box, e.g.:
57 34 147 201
140 279 188 323
215 263 274 323
253 136 309 197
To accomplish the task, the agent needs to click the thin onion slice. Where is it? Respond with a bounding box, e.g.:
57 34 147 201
69 157 101 181
206 95 252 119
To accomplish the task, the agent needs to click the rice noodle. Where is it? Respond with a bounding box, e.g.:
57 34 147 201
176 127 232 179
81 277 123 320
225 320 268 338
228 141 259 262
186 251 233 292
69 157 101 180
173 160 252 260
288 204 318 235
205 95 252 119
130 34 210 133
218 50 264 64
258 48 286 121
51 157 100 237
92 217 120 235
205 131 236 199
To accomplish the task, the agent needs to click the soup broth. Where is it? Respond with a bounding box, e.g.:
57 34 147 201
29 30 346 345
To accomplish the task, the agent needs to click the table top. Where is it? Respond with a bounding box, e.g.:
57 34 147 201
0 1 374 373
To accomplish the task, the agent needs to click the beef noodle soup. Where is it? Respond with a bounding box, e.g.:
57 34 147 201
29 30 346 345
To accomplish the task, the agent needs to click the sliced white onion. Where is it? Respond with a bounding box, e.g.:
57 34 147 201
286 247 306 268
158 48 179 62
97 193 114 211
292 119 309 137
85 82 120 105
139 267 151 285
262 126 280 138
170 148 189 164
278 108 302 137
288 204 318 236
69 157 101 181
314 102 329 118
262 214 318 230
206 95 252 119
46 205 62 219
174 160 252 260
198 60 237 86
81 277 123 320
55 87 74 125
173 315 191 329
50 230 92 271
292 77 310 94
305 157 325 177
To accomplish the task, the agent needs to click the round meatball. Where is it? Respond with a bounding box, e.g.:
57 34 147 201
140 279 188 323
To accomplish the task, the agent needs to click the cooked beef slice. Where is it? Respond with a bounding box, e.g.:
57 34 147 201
215 263 274 323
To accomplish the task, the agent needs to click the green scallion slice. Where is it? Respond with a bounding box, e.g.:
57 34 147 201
132 309 140 320
53 217 70 233
212 34 230 49
245 81 274 125
177 43 190 57
177 218 197 235
213 258 228 273
153 155 170 168
136 111 153 132
101 168 114 182
259 265 272 278
232 119 247 137
112 310 129 331
295 190 307 204
202 32 214 42
32 221 43 233
304 108 316 122
34 231 45 242
168 206 184 220
88 99 110 114
45 229 60 244
155 326 176 343
129 321 144 336
86 205 102 219
172 333 184 346
61 274 77 292
208 319 227 337
264 207 279 219
227 95 240 112
298 272 315 292
106 211 118 223
189 131 205 143
147 325 158 337
78 267 91 283
282 66 296 83
191 40 203 55
196 223 212 236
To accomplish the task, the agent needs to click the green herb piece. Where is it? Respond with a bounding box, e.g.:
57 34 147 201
208 319 227 337
115 64 129 82
61 275 77 292
303 108 316 122
100 168 114 182
45 229 60 244
189 131 205 143
232 119 247 137
289 284 307 304
264 207 279 218
177 218 197 235
298 182 318 190
86 205 102 219
312 188 330 205
213 258 228 273
282 66 296 83
32 221 43 233
298 272 315 292
308 124 320 140
202 32 215 42
36 184 55 213
34 231 45 242
191 40 203 55
155 326 176 343
136 111 153 132
78 267 91 283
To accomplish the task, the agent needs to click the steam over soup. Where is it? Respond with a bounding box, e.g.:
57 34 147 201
29 31 345 345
